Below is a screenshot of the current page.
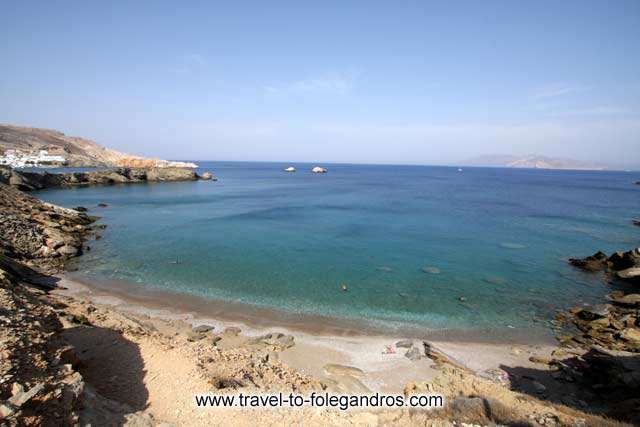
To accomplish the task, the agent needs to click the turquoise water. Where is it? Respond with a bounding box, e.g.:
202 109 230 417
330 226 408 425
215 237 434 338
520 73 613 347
36 162 640 333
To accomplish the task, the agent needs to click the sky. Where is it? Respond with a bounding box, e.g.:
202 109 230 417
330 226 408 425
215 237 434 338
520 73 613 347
1 1 639 167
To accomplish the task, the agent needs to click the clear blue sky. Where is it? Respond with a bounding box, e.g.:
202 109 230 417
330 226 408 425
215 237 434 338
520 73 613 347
1 1 639 167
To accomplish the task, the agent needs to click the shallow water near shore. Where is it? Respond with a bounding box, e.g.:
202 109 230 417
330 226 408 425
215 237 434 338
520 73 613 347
36 162 640 336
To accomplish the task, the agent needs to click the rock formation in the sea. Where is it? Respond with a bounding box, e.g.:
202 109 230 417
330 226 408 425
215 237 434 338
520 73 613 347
0 124 197 168
284 166 296 172
311 166 327 173
0 165 211 191
569 248 640 281
200 171 216 181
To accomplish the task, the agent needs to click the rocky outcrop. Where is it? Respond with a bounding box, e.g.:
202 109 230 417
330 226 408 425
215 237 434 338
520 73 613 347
555 292 639 352
0 124 197 168
568 251 609 272
0 183 96 273
569 248 640 283
0 166 210 191
311 166 327 173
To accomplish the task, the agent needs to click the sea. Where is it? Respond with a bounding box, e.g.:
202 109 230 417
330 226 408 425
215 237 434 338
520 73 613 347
34 162 640 337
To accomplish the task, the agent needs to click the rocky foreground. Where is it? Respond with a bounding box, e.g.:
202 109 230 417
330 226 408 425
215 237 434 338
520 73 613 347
1 180 639 426
0 165 214 192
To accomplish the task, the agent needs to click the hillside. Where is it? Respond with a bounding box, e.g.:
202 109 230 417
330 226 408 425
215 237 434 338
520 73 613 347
464 154 605 170
0 124 196 168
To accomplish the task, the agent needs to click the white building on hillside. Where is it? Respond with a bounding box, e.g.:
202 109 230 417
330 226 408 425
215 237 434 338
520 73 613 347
0 150 67 168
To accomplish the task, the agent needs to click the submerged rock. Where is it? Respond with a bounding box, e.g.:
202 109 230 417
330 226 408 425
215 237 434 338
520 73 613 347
421 266 441 274
500 242 527 249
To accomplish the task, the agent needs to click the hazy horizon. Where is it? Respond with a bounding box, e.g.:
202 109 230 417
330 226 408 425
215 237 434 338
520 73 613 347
1 1 639 168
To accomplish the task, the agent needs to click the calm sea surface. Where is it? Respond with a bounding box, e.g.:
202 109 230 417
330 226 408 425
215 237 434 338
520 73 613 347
35 162 640 333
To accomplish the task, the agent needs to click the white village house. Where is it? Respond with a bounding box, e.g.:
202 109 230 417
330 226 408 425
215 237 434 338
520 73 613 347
0 149 66 168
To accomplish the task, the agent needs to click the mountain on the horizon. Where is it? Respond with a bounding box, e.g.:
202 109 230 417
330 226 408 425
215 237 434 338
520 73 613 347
0 124 196 168
464 154 606 171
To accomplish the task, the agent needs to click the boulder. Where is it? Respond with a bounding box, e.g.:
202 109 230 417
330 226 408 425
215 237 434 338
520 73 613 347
57 245 79 257
395 339 414 348
569 251 608 272
405 346 422 361
608 293 640 307
575 304 612 320
74 206 88 212
284 167 296 172
192 324 214 333
251 332 295 349
200 172 216 181
608 248 640 271
617 267 640 281
311 166 327 173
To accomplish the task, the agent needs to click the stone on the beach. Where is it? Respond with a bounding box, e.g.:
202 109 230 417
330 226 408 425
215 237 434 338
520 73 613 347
186 330 207 342
252 332 295 349
528 355 553 365
192 324 215 333
223 326 241 336
404 346 422 361
284 166 296 172
311 166 327 173
323 364 365 378
421 266 440 274
395 339 413 348
448 397 488 419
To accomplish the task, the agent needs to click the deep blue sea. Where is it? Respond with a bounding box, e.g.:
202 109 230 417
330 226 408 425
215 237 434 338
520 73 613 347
35 162 640 334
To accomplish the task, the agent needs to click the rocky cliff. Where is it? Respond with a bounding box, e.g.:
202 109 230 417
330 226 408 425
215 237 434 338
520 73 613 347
0 165 213 191
0 124 197 168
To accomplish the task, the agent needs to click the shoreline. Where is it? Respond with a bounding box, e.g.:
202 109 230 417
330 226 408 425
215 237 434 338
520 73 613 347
61 270 557 346
53 272 563 392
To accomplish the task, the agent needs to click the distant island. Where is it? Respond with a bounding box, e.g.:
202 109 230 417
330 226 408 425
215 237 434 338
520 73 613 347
0 124 197 168
464 154 605 171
